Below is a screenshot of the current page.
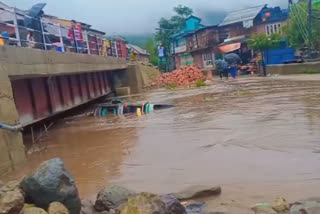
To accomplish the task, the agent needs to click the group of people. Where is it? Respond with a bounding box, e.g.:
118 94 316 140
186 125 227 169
25 20 84 52
215 59 239 80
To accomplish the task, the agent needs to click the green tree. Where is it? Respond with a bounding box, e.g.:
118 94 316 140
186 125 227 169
155 5 193 71
145 39 159 66
248 34 282 76
284 0 319 50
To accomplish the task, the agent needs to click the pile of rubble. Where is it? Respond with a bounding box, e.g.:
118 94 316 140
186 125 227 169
154 65 205 87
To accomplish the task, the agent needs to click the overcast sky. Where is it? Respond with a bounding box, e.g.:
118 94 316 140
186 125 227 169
2 0 287 35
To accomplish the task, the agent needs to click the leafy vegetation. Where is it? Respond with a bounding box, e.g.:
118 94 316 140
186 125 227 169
248 34 283 51
145 39 159 66
166 82 178 90
283 0 319 50
248 34 283 76
155 5 193 70
195 79 208 87
301 68 320 74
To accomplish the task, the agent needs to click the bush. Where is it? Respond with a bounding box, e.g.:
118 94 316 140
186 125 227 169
301 68 319 74
195 79 207 87
166 82 178 90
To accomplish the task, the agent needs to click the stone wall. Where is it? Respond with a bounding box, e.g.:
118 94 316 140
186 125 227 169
267 62 320 75
113 63 161 96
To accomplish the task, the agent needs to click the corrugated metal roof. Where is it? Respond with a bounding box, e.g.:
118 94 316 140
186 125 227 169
0 2 25 22
219 5 266 27
127 44 150 56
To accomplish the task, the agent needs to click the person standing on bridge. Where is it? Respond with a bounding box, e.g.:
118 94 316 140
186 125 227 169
68 20 84 53
26 31 35 48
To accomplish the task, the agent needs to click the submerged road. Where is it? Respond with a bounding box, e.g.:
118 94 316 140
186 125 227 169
2 75 320 212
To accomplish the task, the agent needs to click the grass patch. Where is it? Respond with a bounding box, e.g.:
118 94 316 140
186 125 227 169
195 79 208 87
166 83 178 90
301 68 320 74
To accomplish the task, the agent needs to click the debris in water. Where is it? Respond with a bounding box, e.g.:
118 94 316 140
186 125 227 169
94 99 174 117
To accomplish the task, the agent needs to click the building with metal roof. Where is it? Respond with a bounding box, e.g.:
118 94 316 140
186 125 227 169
219 5 267 27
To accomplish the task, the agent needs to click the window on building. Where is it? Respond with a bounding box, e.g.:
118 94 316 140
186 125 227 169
193 35 198 48
265 23 282 36
181 54 193 66
202 52 214 68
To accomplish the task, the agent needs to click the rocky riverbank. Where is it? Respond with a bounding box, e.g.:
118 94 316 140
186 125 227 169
0 158 319 214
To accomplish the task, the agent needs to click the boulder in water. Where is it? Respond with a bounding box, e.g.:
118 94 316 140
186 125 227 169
80 199 109 214
159 194 186 214
48 202 69 214
21 158 81 214
172 186 221 201
121 192 166 214
290 197 320 214
95 185 135 211
252 204 276 214
24 207 48 214
0 181 24 214
271 197 288 213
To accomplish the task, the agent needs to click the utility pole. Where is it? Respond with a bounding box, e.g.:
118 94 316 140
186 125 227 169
288 0 292 47
308 0 312 58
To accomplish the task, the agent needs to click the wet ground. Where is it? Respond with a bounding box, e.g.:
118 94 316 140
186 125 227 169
2 75 320 213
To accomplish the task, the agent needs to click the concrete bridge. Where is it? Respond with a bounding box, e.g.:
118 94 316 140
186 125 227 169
0 46 137 175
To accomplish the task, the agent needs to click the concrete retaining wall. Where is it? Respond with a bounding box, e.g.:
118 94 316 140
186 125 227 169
267 62 320 75
113 64 161 96
0 46 128 175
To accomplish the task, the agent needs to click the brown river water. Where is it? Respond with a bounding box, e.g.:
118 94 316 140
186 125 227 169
2 76 320 212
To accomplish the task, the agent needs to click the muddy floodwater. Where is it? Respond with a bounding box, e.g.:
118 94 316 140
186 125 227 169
3 75 320 212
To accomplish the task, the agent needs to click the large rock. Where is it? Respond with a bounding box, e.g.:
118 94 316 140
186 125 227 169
80 200 109 214
290 197 320 214
159 195 186 214
252 204 276 214
95 185 135 211
272 197 289 213
121 192 166 214
0 181 24 214
0 181 21 194
80 200 96 214
23 207 48 214
48 202 69 214
21 158 81 214
172 186 221 201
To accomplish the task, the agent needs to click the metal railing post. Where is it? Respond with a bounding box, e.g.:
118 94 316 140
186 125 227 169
114 41 118 57
40 17 47 50
58 23 64 52
95 35 99 55
12 7 21 46
72 28 78 53
85 31 90 55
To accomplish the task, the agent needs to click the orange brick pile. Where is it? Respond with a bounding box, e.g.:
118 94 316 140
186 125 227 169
155 65 205 86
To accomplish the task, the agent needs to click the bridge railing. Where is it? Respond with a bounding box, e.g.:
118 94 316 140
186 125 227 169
0 6 122 57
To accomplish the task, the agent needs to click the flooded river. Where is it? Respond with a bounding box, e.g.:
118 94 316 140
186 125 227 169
3 76 320 212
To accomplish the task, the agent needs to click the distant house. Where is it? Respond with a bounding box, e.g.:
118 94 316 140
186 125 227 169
218 5 289 61
127 44 150 63
171 16 219 70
